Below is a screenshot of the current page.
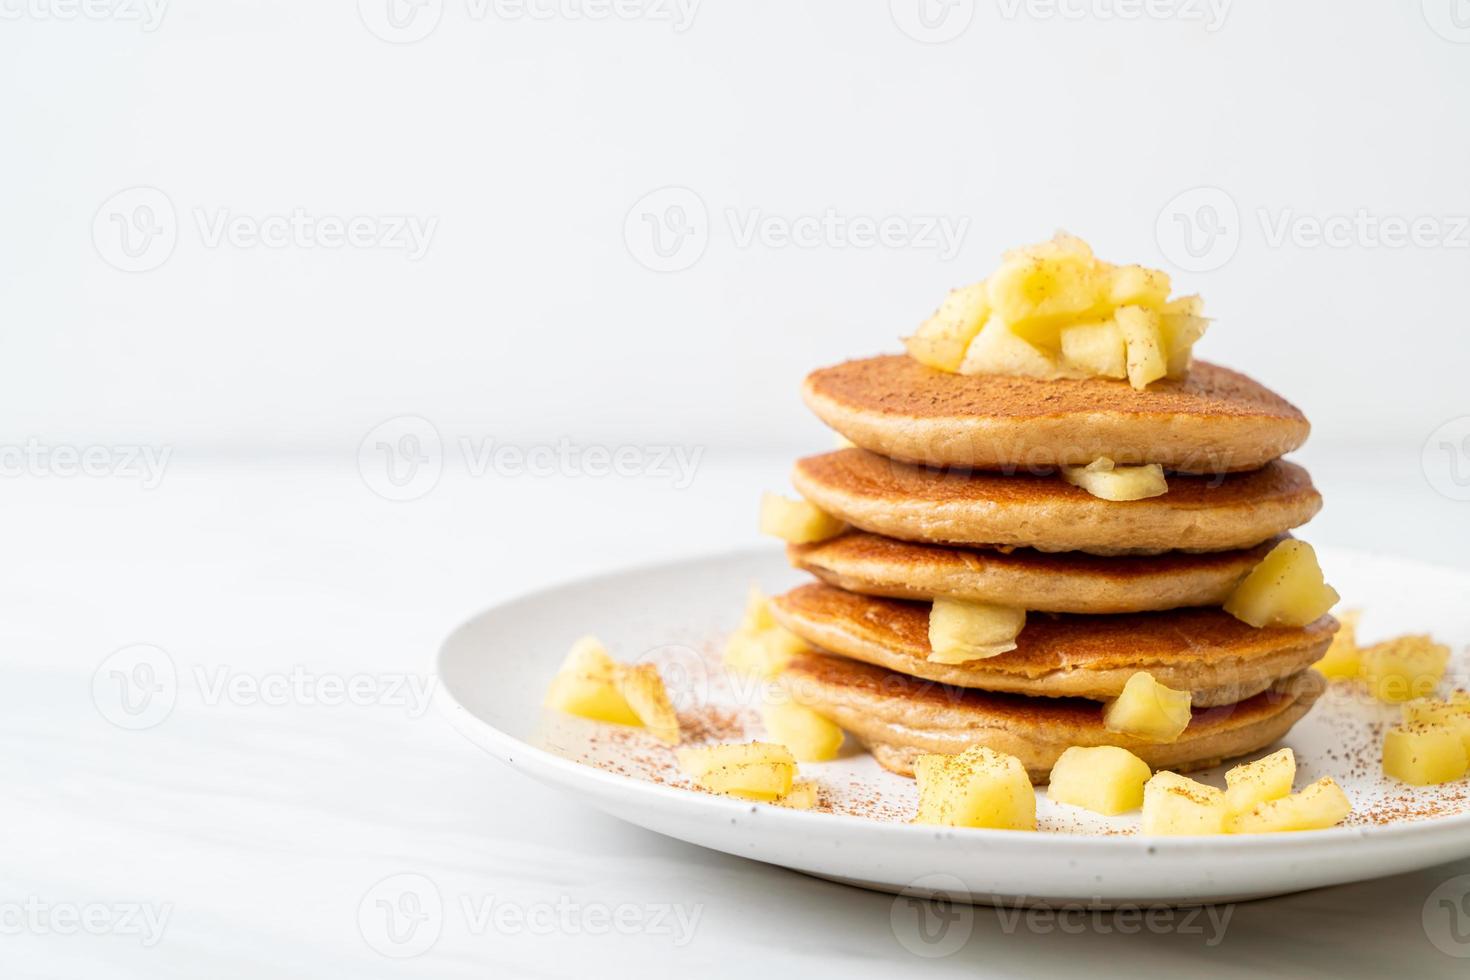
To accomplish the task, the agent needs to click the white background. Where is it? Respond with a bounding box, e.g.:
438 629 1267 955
3 0 1469 454
5 2 1470 978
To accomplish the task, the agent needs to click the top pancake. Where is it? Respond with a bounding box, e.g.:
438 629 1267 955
803 355 1310 473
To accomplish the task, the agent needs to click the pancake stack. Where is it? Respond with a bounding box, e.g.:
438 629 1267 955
766 354 1336 783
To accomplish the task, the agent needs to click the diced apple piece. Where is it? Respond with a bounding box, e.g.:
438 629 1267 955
773 780 819 810
544 636 642 726
1109 264 1172 308
1160 312 1210 378
1229 777 1351 833
737 586 777 633
1103 672 1193 743
905 282 990 372
724 588 808 677
988 235 1107 351
1141 771 1228 835
958 317 1058 378
1224 540 1340 629
1161 294 1204 318
913 746 1037 830
1382 724 1468 785
1224 748 1296 816
1116 305 1168 390
927 598 1026 664
1314 609 1362 679
1047 746 1152 816
1059 320 1127 379
678 742 797 800
1060 457 1168 501
1361 635 1451 703
613 663 680 745
724 623 808 678
1403 700 1470 752
760 701 844 762
758 493 845 544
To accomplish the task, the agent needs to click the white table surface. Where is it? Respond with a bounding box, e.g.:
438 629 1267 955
6 443 1470 979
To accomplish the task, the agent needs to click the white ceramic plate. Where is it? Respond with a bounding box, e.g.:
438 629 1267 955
436 546 1470 906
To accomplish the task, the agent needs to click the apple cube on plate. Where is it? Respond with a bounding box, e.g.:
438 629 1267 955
1141 771 1227 835
1402 699 1470 752
1360 635 1451 703
1046 746 1152 816
1224 748 1297 816
760 701 844 762
544 636 642 727
677 742 797 801
613 663 680 745
1382 724 1469 785
1229 777 1352 833
914 746 1036 831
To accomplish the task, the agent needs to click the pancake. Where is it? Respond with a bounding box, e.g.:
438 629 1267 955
769 583 1335 707
803 355 1309 474
792 449 1320 555
788 531 1280 614
778 651 1325 782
